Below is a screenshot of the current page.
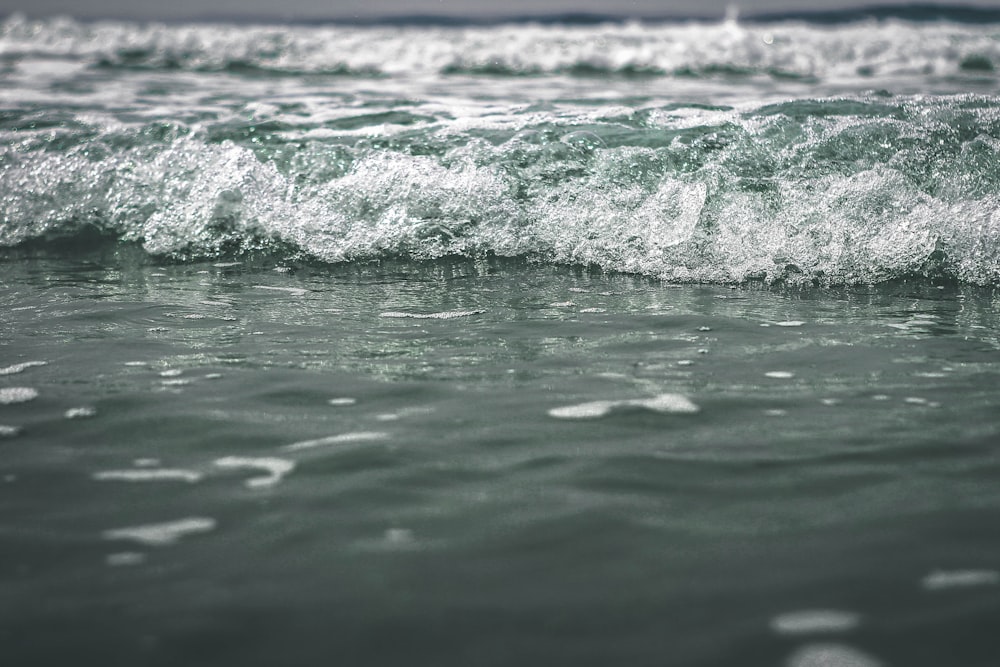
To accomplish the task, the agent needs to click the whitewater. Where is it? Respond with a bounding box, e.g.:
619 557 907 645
2 10 1000 284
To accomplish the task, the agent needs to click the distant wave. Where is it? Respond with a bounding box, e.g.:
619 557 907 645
2 12 999 79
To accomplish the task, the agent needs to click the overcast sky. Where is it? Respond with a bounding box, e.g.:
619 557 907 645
0 0 996 22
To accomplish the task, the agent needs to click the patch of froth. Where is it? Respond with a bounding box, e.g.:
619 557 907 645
0 424 21 437
283 431 389 451
328 397 356 406
785 644 882 667
254 285 309 297
922 569 999 591
0 361 47 376
93 469 202 483
214 456 294 488
0 387 38 404
102 517 216 546
106 552 146 567
354 527 421 552
379 309 486 319
65 406 96 419
770 610 860 636
548 393 699 419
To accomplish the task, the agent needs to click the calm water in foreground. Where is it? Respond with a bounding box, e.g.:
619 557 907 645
2 250 998 666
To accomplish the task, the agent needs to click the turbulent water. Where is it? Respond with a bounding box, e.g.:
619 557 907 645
2 10 1000 284
3 7 1000 667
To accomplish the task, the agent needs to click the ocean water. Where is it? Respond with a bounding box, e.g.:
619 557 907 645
2 7 1000 666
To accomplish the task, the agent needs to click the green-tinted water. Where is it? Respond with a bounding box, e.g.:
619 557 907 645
2 249 998 666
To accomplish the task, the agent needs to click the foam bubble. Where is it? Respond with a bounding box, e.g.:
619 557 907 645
765 371 795 379
254 285 308 297
93 469 202 483
106 552 146 567
0 387 38 404
284 431 390 451
922 569 999 591
379 310 485 319
328 397 357 406
548 393 699 419
385 528 415 545
770 610 861 635
214 456 294 488
776 321 807 327
159 369 182 377
0 361 47 376
785 644 882 667
0 424 21 437
65 406 96 419
102 517 216 546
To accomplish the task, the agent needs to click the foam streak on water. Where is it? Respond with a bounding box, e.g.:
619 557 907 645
101 517 217 546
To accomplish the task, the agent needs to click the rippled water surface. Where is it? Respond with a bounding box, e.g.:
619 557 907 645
2 252 999 665
2 8 1000 666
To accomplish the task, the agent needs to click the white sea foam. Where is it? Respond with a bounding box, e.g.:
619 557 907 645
0 387 38 404
379 310 485 319
65 406 96 419
3 18 1000 287
93 469 203 483
0 424 21 437
765 371 795 379
105 552 146 567
102 517 216 546
284 431 390 451
0 361 47 375
775 321 806 327
254 285 308 296
785 644 882 667
548 393 699 419
922 569 999 591
214 456 294 488
770 610 861 635
328 397 357 406
4 15 998 83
